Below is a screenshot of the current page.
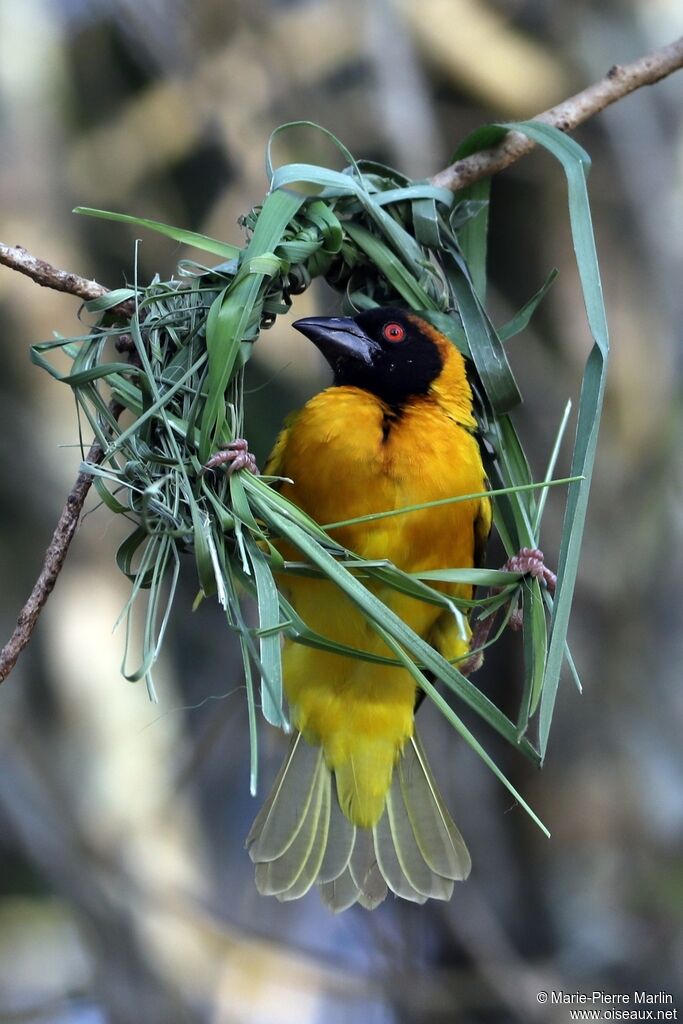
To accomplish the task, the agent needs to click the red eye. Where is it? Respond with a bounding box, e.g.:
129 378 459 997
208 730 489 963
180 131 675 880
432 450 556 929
382 322 406 343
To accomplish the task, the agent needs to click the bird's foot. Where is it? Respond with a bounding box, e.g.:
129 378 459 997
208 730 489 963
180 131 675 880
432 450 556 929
502 547 557 591
202 438 260 476
457 640 485 678
459 547 557 675
503 547 556 631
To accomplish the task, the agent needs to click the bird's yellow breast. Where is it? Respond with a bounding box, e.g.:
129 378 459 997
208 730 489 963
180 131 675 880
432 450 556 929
279 384 484 574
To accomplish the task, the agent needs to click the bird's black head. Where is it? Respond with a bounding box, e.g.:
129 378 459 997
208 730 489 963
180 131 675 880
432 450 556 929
292 307 444 407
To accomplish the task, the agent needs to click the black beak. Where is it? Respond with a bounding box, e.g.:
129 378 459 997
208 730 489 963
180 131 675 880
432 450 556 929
292 316 379 366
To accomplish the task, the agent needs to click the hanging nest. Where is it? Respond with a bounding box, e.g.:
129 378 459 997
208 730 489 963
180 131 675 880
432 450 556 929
32 123 608 826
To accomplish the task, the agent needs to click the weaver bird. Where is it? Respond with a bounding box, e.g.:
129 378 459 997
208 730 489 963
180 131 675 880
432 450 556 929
224 307 489 911
215 309 551 911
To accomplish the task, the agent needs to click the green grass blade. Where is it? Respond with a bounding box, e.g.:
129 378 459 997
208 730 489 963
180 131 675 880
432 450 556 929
376 625 549 836
443 242 522 414
455 178 490 303
519 578 548 734
343 223 437 310
499 269 558 342
533 399 572 535
256 498 540 765
244 538 287 729
321 477 581 531
74 207 241 260
417 568 520 586
199 189 305 455
83 289 138 312
503 122 609 759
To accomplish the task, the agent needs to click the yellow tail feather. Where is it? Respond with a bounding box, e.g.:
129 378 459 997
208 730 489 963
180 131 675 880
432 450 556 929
334 739 396 829
247 729 470 911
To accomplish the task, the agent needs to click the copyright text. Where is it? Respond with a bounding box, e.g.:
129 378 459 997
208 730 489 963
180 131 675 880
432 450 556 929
535 991 677 1020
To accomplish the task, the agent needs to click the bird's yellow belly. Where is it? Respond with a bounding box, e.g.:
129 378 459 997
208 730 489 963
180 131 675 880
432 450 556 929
275 386 486 825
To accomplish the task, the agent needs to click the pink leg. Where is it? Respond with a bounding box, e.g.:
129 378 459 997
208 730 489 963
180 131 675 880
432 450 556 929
202 438 260 477
459 547 556 677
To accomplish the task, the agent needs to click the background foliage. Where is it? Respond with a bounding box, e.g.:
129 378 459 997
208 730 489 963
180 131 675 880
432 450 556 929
0 1 681 1022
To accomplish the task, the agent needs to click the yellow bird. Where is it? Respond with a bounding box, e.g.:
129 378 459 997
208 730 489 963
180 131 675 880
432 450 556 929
246 308 492 910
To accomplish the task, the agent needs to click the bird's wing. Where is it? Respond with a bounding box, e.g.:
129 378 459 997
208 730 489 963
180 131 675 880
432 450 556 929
427 491 492 664
263 409 300 479
473 489 493 569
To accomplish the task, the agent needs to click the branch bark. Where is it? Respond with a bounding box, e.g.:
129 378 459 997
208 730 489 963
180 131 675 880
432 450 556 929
0 245 129 683
0 242 135 316
1 33 683 684
0 243 111 302
0 438 107 683
430 35 683 191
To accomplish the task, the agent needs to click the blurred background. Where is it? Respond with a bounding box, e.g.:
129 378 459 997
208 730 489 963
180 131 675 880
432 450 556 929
1 0 682 1021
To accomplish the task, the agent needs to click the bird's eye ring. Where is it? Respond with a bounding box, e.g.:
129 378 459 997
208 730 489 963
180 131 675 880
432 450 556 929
382 322 406 343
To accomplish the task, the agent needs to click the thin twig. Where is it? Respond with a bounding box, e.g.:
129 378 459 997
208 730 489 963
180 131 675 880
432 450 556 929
1 34 683 684
0 405 123 683
431 35 683 191
0 246 135 681
0 242 109 302
0 242 135 316
0 444 104 682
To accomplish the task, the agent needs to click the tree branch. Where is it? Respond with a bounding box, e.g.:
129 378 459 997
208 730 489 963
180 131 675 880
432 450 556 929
0 245 129 683
0 242 135 316
430 35 683 191
0 243 111 303
1 33 683 684
0 437 107 683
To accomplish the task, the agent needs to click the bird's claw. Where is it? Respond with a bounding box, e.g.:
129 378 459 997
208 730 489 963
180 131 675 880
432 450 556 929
508 605 524 632
503 548 556 632
459 547 557 674
503 547 557 592
456 647 485 678
202 438 260 477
